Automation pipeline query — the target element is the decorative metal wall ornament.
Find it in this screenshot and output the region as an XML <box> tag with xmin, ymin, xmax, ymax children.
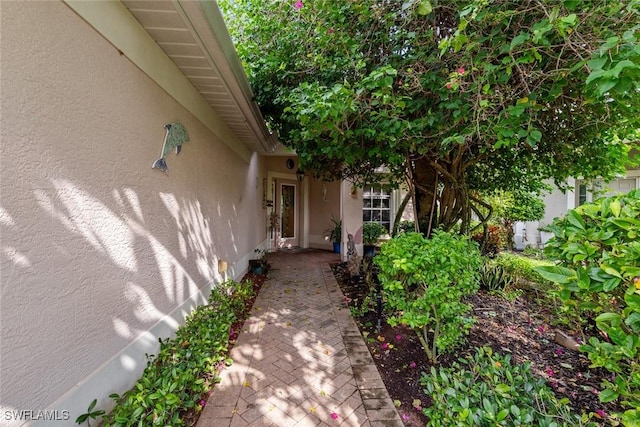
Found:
<box><xmin>152</xmin><ymin>122</ymin><xmax>190</xmax><ymax>173</ymax></box>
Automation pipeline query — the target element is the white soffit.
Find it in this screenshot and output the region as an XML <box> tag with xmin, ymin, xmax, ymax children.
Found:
<box><xmin>122</xmin><ymin>0</ymin><xmax>277</xmax><ymax>153</ymax></box>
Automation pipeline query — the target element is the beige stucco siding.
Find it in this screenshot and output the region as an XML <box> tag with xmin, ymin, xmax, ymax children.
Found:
<box><xmin>307</xmin><ymin>178</ymin><xmax>341</xmax><ymax>250</ymax></box>
<box><xmin>0</xmin><ymin>1</ymin><xmax>265</xmax><ymax>423</ymax></box>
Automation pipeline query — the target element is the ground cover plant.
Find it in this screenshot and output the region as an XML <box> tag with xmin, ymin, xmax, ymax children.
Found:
<box><xmin>422</xmin><ymin>347</ymin><xmax>589</xmax><ymax>426</ymax></box>
<box><xmin>76</xmin><ymin>271</ymin><xmax>266</xmax><ymax>427</ymax></box>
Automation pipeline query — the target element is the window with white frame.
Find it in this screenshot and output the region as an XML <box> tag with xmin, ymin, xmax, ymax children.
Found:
<box><xmin>363</xmin><ymin>186</ymin><xmax>391</xmax><ymax>232</ymax></box>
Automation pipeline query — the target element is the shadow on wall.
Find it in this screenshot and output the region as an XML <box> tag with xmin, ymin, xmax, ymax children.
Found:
<box><xmin>0</xmin><ymin>177</ymin><xmax>242</xmax><ymax>417</ymax></box>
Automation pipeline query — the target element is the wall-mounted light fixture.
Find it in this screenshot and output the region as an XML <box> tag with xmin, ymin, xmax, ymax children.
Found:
<box><xmin>296</xmin><ymin>169</ymin><xmax>305</xmax><ymax>181</ymax></box>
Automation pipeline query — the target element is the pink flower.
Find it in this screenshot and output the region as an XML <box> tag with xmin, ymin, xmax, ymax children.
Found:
<box><xmin>328</xmin><ymin>27</ymin><xmax>335</xmax><ymax>34</ymax></box>
<box><xmin>401</xmin><ymin>413</ymin><xmax>410</xmax><ymax>421</ymax></box>
<box><xmin>330</xmin><ymin>412</ymin><xmax>339</xmax><ymax>419</ymax></box>
<box><xmin>536</xmin><ymin>324</ymin><xmax>546</xmax><ymax>334</ymax></box>
<box><xmin>395</xmin><ymin>334</ymin><xmax>402</xmax><ymax>342</ymax></box>
<box><xmin>457</xmin><ymin>67</ymin><xmax>465</xmax><ymax>74</ymax></box>
<box><xmin>200</xmin><ymin>399</ymin><xmax>207</xmax><ymax>407</ymax></box>
<box><xmin>595</xmin><ymin>409</ymin><xmax>608</xmax><ymax>418</ymax></box>
<box><xmin>555</xmin><ymin>347</ymin><xmax>564</xmax><ymax>356</ymax></box>
<box><xmin>381</xmin><ymin>342</ymin><xmax>389</xmax><ymax>350</ymax></box>
<box><xmin>545</xmin><ymin>367</ymin><xmax>555</xmax><ymax>377</ymax></box>
<box><xmin>446</xmin><ymin>82</ymin><xmax>452</xmax><ymax>90</ymax></box>
<box><xmin>294</xmin><ymin>1</ymin><xmax>303</xmax><ymax>9</ymax></box>
<box><xmin>409</xmin><ymin>361</ymin><xmax>417</xmax><ymax>368</ymax></box>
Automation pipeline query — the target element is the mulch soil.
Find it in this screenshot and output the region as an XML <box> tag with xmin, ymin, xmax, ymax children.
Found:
<box><xmin>331</xmin><ymin>261</ymin><xmax>621</xmax><ymax>426</ymax></box>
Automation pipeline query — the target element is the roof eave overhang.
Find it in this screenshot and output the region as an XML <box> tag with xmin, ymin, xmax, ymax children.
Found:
<box><xmin>176</xmin><ymin>1</ymin><xmax>278</xmax><ymax>153</ymax></box>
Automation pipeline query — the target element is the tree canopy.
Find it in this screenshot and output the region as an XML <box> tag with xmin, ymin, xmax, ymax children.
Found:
<box><xmin>220</xmin><ymin>0</ymin><xmax>640</xmax><ymax>234</ymax></box>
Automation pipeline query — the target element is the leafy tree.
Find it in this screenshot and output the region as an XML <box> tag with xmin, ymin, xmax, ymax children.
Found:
<box><xmin>220</xmin><ymin>0</ymin><xmax>640</xmax><ymax>236</ymax></box>
<box><xmin>486</xmin><ymin>190</ymin><xmax>546</xmax><ymax>249</ymax></box>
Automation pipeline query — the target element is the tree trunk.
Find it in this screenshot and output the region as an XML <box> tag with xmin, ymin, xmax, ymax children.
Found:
<box><xmin>391</xmin><ymin>191</ymin><xmax>413</xmax><ymax>237</ymax></box>
<box><xmin>412</xmin><ymin>157</ymin><xmax>439</xmax><ymax>237</ymax></box>
<box><xmin>411</xmin><ymin>154</ymin><xmax>473</xmax><ymax>236</ymax></box>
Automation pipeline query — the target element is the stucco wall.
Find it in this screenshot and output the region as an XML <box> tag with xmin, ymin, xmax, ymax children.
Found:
<box><xmin>0</xmin><ymin>2</ymin><xmax>265</xmax><ymax>424</ymax></box>
<box><xmin>307</xmin><ymin>178</ymin><xmax>340</xmax><ymax>250</ymax></box>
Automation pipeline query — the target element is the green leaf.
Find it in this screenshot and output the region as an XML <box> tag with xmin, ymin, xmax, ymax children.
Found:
<box><xmin>600</xmin><ymin>264</ymin><xmax>622</xmax><ymax>279</ymax></box>
<box><xmin>560</xmin><ymin>13</ymin><xmax>577</xmax><ymax>26</ymax></box>
<box><xmin>587</xmin><ymin>56</ymin><xmax>608</xmax><ymax>71</ymax></box>
<box><xmin>482</xmin><ymin>397</ymin><xmax>495</xmax><ymax>416</ymax></box>
<box><xmin>566</xmin><ymin>210</ymin><xmax>585</xmax><ymax>230</ymax></box>
<box><xmin>564</xmin><ymin>0</ymin><xmax>580</xmax><ymax>10</ymax></box>
<box><xmin>595</xmin><ymin>312</ymin><xmax>621</xmax><ymax>323</ymax></box>
<box><xmin>625</xmin><ymin>293</ymin><xmax>640</xmax><ymax>312</ymax></box>
<box><xmin>510</xmin><ymin>32</ymin><xmax>530</xmax><ymax>51</ymax></box>
<box><xmin>599</xmin><ymin>388</ymin><xmax>619</xmax><ymax>403</ymax></box>
<box><xmin>495</xmin><ymin>383</ymin><xmax>510</xmax><ymax>395</ymax></box>
<box><xmin>460</xmin><ymin>407</ymin><xmax>470</xmax><ymax>419</ymax></box>
<box><xmin>611</xmin><ymin>59</ymin><xmax>639</xmax><ymax>77</ymax></box>
<box><xmin>625</xmin><ymin>312</ymin><xmax>640</xmax><ymax>333</ymax></box>
<box><xmin>533</xmin><ymin>265</ymin><xmax>576</xmax><ymax>284</ymax></box>
<box><xmin>610</xmin><ymin>199</ymin><xmax>621</xmax><ymax>217</ymax></box>
<box><xmin>417</xmin><ymin>0</ymin><xmax>432</xmax><ymax>15</ymax></box>
<box><xmin>598</xmin><ymin>79</ymin><xmax>618</xmax><ymax>96</ymax></box>
<box><xmin>602</xmin><ymin>277</ymin><xmax>621</xmax><ymax>292</ymax></box>
<box><xmin>529</xmin><ymin>130</ymin><xmax>542</xmax><ymax>143</ymax></box>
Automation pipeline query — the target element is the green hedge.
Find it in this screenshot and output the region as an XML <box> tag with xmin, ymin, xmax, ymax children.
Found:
<box><xmin>87</xmin><ymin>279</ymin><xmax>255</xmax><ymax>427</ymax></box>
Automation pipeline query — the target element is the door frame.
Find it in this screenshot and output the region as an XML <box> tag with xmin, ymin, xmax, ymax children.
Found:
<box><xmin>277</xmin><ymin>180</ymin><xmax>299</xmax><ymax>247</ymax></box>
<box><xmin>267</xmin><ymin>171</ymin><xmax>308</xmax><ymax>249</ymax></box>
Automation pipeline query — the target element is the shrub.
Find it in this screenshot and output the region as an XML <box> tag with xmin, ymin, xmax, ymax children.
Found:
<box><xmin>535</xmin><ymin>189</ymin><xmax>640</xmax><ymax>422</ymax></box>
<box><xmin>522</xmin><ymin>245</ymin><xmax>545</xmax><ymax>259</ymax></box>
<box><xmin>471</xmin><ymin>224</ymin><xmax>507</xmax><ymax>257</ymax></box>
<box><xmin>363</xmin><ymin>221</ymin><xmax>386</xmax><ymax>246</ymax></box>
<box><xmin>395</xmin><ymin>220</ymin><xmax>416</xmax><ymax>235</ymax></box>
<box><xmin>479</xmin><ymin>263</ymin><xmax>513</xmax><ymax>292</ymax></box>
<box><xmin>491</xmin><ymin>252</ymin><xmax>554</xmax><ymax>286</ymax></box>
<box><xmin>375</xmin><ymin>231</ymin><xmax>482</xmax><ymax>362</ymax></box>
<box><xmin>420</xmin><ymin>347</ymin><xmax>591</xmax><ymax>426</ymax></box>
<box><xmin>99</xmin><ymin>279</ymin><xmax>252</xmax><ymax>427</ymax></box>
<box><xmin>485</xmin><ymin>190</ymin><xmax>545</xmax><ymax>250</ymax></box>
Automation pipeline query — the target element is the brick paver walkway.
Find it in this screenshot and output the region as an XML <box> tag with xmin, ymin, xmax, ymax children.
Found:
<box><xmin>197</xmin><ymin>250</ymin><xmax>403</xmax><ymax>427</ymax></box>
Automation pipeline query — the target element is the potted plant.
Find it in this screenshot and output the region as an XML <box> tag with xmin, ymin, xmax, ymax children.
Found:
<box><xmin>326</xmin><ymin>217</ymin><xmax>342</xmax><ymax>253</ymax></box>
<box><xmin>249</xmin><ymin>248</ymin><xmax>269</xmax><ymax>274</ymax></box>
<box><xmin>363</xmin><ymin>222</ymin><xmax>386</xmax><ymax>256</ymax></box>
